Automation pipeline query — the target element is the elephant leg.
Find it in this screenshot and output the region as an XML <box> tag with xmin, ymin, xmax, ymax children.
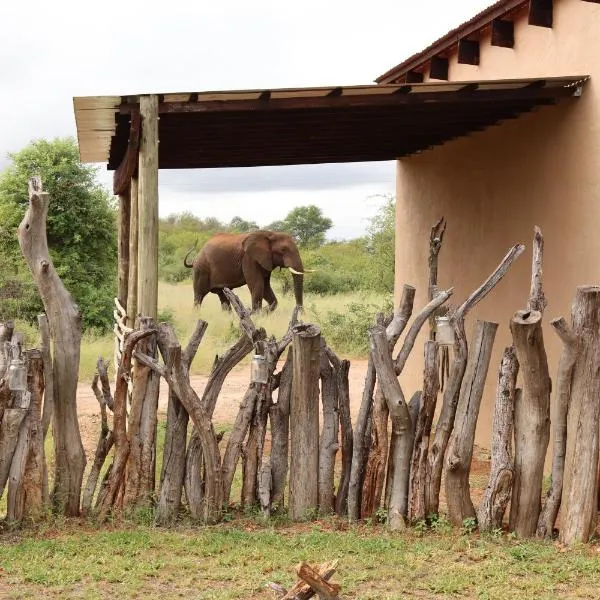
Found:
<box><xmin>263</xmin><ymin>277</ymin><xmax>278</xmax><ymax>312</ymax></box>
<box><xmin>249</xmin><ymin>279</ymin><xmax>265</xmax><ymax>313</ymax></box>
<box><xmin>215</xmin><ymin>289</ymin><xmax>232</xmax><ymax>312</ymax></box>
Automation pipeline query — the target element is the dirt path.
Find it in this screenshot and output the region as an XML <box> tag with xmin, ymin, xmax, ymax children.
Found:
<box><xmin>76</xmin><ymin>359</ymin><xmax>370</xmax><ymax>427</ymax></box>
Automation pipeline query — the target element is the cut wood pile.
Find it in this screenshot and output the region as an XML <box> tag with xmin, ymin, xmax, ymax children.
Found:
<box><xmin>267</xmin><ymin>560</ymin><xmax>341</xmax><ymax>600</ymax></box>
<box><xmin>1</xmin><ymin>178</ymin><xmax>600</xmax><ymax>546</ymax></box>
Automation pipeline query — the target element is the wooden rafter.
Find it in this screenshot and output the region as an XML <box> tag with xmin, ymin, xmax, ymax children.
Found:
<box><xmin>113</xmin><ymin>110</ymin><xmax>141</xmax><ymax>196</ymax></box>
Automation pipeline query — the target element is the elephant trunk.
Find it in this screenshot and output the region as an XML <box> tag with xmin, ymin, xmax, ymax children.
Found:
<box><xmin>285</xmin><ymin>255</ymin><xmax>305</xmax><ymax>308</ymax></box>
<box><xmin>292</xmin><ymin>272</ymin><xmax>304</xmax><ymax>309</ymax></box>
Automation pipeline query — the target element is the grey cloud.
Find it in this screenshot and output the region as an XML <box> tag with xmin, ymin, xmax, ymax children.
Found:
<box><xmin>158</xmin><ymin>162</ymin><xmax>395</xmax><ymax>195</ymax></box>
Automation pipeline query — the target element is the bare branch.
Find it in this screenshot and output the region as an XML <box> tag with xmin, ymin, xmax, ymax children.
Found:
<box><xmin>528</xmin><ymin>226</ymin><xmax>547</xmax><ymax>315</ymax></box>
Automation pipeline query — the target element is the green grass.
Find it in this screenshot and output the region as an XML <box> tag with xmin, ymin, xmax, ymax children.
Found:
<box><xmin>1</xmin><ymin>521</ymin><xmax>599</xmax><ymax>599</ymax></box>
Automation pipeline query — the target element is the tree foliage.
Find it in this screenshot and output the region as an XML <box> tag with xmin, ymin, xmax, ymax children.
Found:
<box><xmin>365</xmin><ymin>194</ymin><xmax>395</xmax><ymax>293</ymax></box>
<box><xmin>268</xmin><ymin>205</ymin><xmax>333</xmax><ymax>248</ymax></box>
<box><xmin>0</xmin><ymin>137</ymin><xmax>117</xmax><ymax>331</ymax></box>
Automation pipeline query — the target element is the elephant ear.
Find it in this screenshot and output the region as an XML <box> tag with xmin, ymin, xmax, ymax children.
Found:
<box><xmin>242</xmin><ymin>232</ymin><xmax>273</xmax><ymax>272</ymax></box>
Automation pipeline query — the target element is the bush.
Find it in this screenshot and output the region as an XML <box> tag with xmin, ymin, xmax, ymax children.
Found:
<box><xmin>316</xmin><ymin>296</ymin><xmax>394</xmax><ymax>355</ymax></box>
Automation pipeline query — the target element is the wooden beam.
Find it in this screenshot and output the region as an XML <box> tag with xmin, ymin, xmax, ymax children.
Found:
<box><xmin>429</xmin><ymin>57</ymin><xmax>449</xmax><ymax>81</ymax></box>
<box><xmin>406</xmin><ymin>70</ymin><xmax>424</xmax><ymax>84</ymax></box>
<box><xmin>127</xmin><ymin>177</ymin><xmax>139</xmax><ymax>325</ymax></box>
<box><xmin>327</xmin><ymin>87</ymin><xmax>343</xmax><ymax>97</ymax></box>
<box><xmin>117</xmin><ymin>188</ymin><xmax>130</xmax><ymax>311</ymax></box>
<box><xmin>113</xmin><ymin>111</ymin><xmax>140</xmax><ymax>195</ymax></box>
<box><xmin>137</xmin><ymin>95</ymin><xmax>159</xmax><ymax>320</ymax></box>
<box><xmin>529</xmin><ymin>0</ymin><xmax>553</xmax><ymax>27</ymax></box>
<box><xmin>258</xmin><ymin>90</ymin><xmax>271</xmax><ymax>101</ymax></box>
<box><xmin>491</xmin><ymin>19</ymin><xmax>515</xmax><ymax>47</ymax></box>
<box><xmin>458</xmin><ymin>39</ymin><xmax>480</xmax><ymax>65</ymax></box>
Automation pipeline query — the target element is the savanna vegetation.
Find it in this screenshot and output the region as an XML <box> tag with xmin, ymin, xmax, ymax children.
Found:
<box><xmin>4</xmin><ymin>139</ymin><xmax>598</xmax><ymax>600</ymax></box>
<box><xmin>1</xmin><ymin>138</ymin><xmax>395</xmax><ymax>378</ymax></box>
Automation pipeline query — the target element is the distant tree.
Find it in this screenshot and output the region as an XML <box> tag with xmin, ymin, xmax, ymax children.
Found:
<box><xmin>229</xmin><ymin>216</ymin><xmax>259</xmax><ymax>232</ymax></box>
<box><xmin>272</xmin><ymin>205</ymin><xmax>333</xmax><ymax>247</ymax></box>
<box><xmin>0</xmin><ymin>137</ymin><xmax>117</xmax><ymax>331</ymax></box>
<box><xmin>265</xmin><ymin>219</ymin><xmax>288</xmax><ymax>233</ymax></box>
<box><xmin>366</xmin><ymin>194</ymin><xmax>395</xmax><ymax>293</ymax></box>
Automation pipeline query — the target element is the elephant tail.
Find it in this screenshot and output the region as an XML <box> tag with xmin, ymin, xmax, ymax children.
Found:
<box><xmin>183</xmin><ymin>239</ymin><xmax>198</xmax><ymax>268</ymax></box>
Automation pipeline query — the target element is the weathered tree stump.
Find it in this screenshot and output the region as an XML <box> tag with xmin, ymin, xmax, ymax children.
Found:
<box><xmin>426</xmin><ymin>244</ymin><xmax>524</xmax><ymax>517</ymax></box>
<box><xmin>509</xmin><ymin>309</ymin><xmax>551</xmax><ymax>538</ymax></box>
<box><xmin>82</xmin><ymin>360</ymin><xmax>115</xmax><ymax>516</ymax></box>
<box><xmin>155</xmin><ymin>320</ymin><xmax>207</xmax><ymax>525</ymax></box>
<box><xmin>478</xmin><ymin>346</ymin><xmax>519</xmax><ymax>533</ymax></box>
<box><xmin>537</xmin><ymin>318</ymin><xmax>578</xmax><ymax>539</ymax></box>
<box><xmin>269</xmin><ymin>348</ymin><xmax>293</xmax><ymax>509</ymax></box>
<box><xmin>445</xmin><ymin>320</ymin><xmax>498</xmax><ymax>525</ymax></box>
<box><xmin>408</xmin><ymin>341</ymin><xmax>439</xmax><ymax>522</ymax></box>
<box><xmin>18</xmin><ymin>177</ymin><xmax>86</xmax><ymax>516</ymax></box>
<box><xmin>559</xmin><ymin>286</ymin><xmax>600</xmax><ymax>545</ymax></box>
<box><xmin>318</xmin><ymin>342</ymin><xmax>339</xmax><ymax>514</ymax></box>
<box><xmin>289</xmin><ymin>324</ymin><xmax>321</xmax><ymax>520</ymax></box>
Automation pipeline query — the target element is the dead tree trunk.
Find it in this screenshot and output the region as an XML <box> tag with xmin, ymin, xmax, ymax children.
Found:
<box><xmin>221</xmin><ymin>384</ymin><xmax>260</xmax><ymax>507</ymax></box>
<box><xmin>348</xmin><ymin>356</ymin><xmax>376</xmax><ymax>521</ymax></box>
<box><xmin>18</xmin><ymin>177</ymin><xmax>86</xmax><ymax>516</ymax></box>
<box><xmin>478</xmin><ymin>346</ymin><xmax>519</xmax><ymax>532</ymax></box>
<box><xmin>96</xmin><ymin>328</ymin><xmax>154</xmax><ymax>520</ymax></box>
<box><xmin>6</xmin><ymin>390</ymin><xmax>31</xmax><ymax>524</ymax></box>
<box><xmin>426</xmin><ymin>244</ymin><xmax>525</xmax><ymax>517</ymax></box>
<box><xmin>334</xmin><ymin>358</ymin><xmax>352</xmax><ymax>516</ymax></box>
<box><xmin>537</xmin><ymin>318</ymin><xmax>578</xmax><ymax>538</ymax></box>
<box><xmin>156</xmin><ymin>320</ymin><xmax>207</xmax><ymax>525</ymax></box>
<box><xmin>123</xmin><ymin>317</ymin><xmax>157</xmax><ymax>510</ymax></box>
<box><xmin>370</xmin><ymin>325</ymin><xmax>412</xmax><ymax>531</ymax></box>
<box><xmin>361</xmin><ymin>386</ymin><xmax>388</xmax><ymax>519</ymax></box>
<box><xmin>509</xmin><ymin>309</ymin><xmax>551</xmax><ymax>537</ymax></box>
<box><xmin>0</xmin><ymin>409</ymin><xmax>27</xmax><ymax>498</ymax></box>
<box><xmin>82</xmin><ymin>362</ymin><xmax>115</xmax><ymax>516</ymax></box>
<box><xmin>269</xmin><ymin>348</ymin><xmax>293</xmax><ymax>509</ymax></box>
<box><xmin>445</xmin><ymin>320</ymin><xmax>498</xmax><ymax>525</ymax></box>
<box><xmin>319</xmin><ymin>343</ymin><xmax>339</xmax><ymax>514</ymax></box>
<box><xmin>408</xmin><ymin>341</ymin><xmax>439</xmax><ymax>522</ymax></box>
<box><xmin>559</xmin><ymin>286</ymin><xmax>600</xmax><ymax>545</ymax></box>
<box><xmin>139</xmin><ymin>327</ymin><xmax>223</xmax><ymax>524</ymax></box>
<box><xmin>187</xmin><ymin>326</ymin><xmax>255</xmax><ymax>515</ymax></box>
<box><xmin>22</xmin><ymin>350</ymin><xmax>45</xmax><ymax>520</ymax></box>
<box><xmin>289</xmin><ymin>324</ymin><xmax>321</xmax><ymax>520</ymax></box>
<box><xmin>348</xmin><ymin>285</ymin><xmax>415</xmax><ymax>521</ymax></box>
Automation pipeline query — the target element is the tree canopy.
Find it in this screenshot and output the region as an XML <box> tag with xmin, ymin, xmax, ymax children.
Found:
<box><xmin>0</xmin><ymin>137</ymin><xmax>117</xmax><ymax>331</ymax></box>
<box><xmin>268</xmin><ymin>204</ymin><xmax>333</xmax><ymax>247</ymax></box>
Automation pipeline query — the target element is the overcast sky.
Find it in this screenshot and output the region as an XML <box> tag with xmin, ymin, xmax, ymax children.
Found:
<box><xmin>1</xmin><ymin>0</ymin><xmax>492</xmax><ymax>239</ymax></box>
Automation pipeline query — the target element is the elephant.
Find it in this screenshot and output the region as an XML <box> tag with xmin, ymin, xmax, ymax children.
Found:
<box><xmin>183</xmin><ymin>230</ymin><xmax>309</xmax><ymax>313</ymax></box>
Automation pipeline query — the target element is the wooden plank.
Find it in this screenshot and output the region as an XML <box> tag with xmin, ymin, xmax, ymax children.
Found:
<box><xmin>127</xmin><ymin>177</ymin><xmax>139</xmax><ymax>325</ymax></box>
<box><xmin>117</xmin><ymin>188</ymin><xmax>130</xmax><ymax>311</ymax></box>
<box><xmin>137</xmin><ymin>96</ymin><xmax>159</xmax><ymax>320</ymax></box>
<box><xmin>113</xmin><ymin>110</ymin><xmax>141</xmax><ymax>195</ymax></box>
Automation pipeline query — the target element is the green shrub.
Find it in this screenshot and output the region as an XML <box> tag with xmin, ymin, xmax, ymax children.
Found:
<box><xmin>316</xmin><ymin>296</ymin><xmax>394</xmax><ymax>355</ymax></box>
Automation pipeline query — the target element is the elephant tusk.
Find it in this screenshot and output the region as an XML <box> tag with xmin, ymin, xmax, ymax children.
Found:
<box><xmin>288</xmin><ymin>267</ymin><xmax>305</xmax><ymax>276</ymax></box>
<box><xmin>303</xmin><ymin>268</ymin><xmax>316</xmax><ymax>273</ymax></box>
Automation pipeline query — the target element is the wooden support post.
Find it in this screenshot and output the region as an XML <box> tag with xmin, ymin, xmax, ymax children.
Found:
<box><xmin>127</xmin><ymin>177</ymin><xmax>139</xmax><ymax>325</ymax></box>
<box><xmin>138</xmin><ymin>95</ymin><xmax>159</xmax><ymax>320</ymax></box>
<box><xmin>117</xmin><ymin>187</ymin><xmax>130</xmax><ymax>311</ymax></box>
<box><xmin>289</xmin><ymin>324</ymin><xmax>321</xmax><ymax>520</ymax></box>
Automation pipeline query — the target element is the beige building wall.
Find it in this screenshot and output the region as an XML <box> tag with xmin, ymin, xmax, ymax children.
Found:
<box><xmin>395</xmin><ymin>0</ymin><xmax>600</xmax><ymax>467</ymax></box>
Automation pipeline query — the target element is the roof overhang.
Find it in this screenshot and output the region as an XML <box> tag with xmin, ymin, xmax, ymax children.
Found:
<box><xmin>73</xmin><ymin>75</ymin><xmax>588</xmax><ymax>170</ymax></box>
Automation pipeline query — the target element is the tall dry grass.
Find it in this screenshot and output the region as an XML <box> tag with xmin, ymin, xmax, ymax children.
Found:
<box><xmin>15</xmin><ymin>281</ymin><xmax>388</xmax><ymax>382</ymax></box>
